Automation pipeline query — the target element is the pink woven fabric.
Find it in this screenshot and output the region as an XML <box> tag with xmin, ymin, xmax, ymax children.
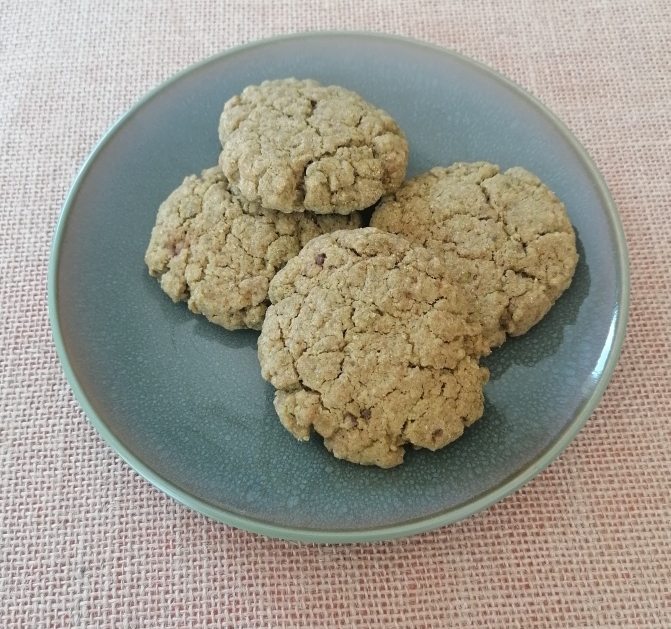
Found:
<box><xmin>2</xmin><ymin>1</ymin><xmax>670</xmax><ymax>626</ymax></box>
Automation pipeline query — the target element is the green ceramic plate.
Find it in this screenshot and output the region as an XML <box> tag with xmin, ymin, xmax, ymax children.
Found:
<box><xmin>48</xmin><ymin>32</ymin><xmax>629</xmax><ymax>543</ymax></box>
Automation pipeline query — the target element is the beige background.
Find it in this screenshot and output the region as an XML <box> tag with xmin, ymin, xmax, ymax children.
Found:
<box><xmin>2</xmin><ymin>1</ymin><xmax>670</xmax><ymax>627</ymax></box>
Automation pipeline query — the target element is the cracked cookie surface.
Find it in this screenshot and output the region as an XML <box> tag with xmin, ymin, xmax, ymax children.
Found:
<box><xmin>257</xmin><ymin>228</ymin><xmax>489</xmax><ymax>468</ymax></box>
<box><xmin>145</xmin><ymin>166</ymin><xmax>361</xmax><ymax>330</ymax></box>
<box><xmin>371</xmin><ymin>162</ymin><xmax>579</xmax><ymax>350</ymax></box>
<box><xmin>218</xmin><ymin>78</ymin><xmax>409</xmax><ymax>215</ymax></box>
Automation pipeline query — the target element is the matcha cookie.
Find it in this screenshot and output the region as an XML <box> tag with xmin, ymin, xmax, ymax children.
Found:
<box><xmin>258</xmin><ymin>228</ymin><xmax>489</xmax><ymax>468</ymax></box>
<box><xmin>145</xmin><ymin>166</ymin><xmax>361</xmax><ymax>330</ymax></box>
<box><xmin>371</xmin><ymin>162</ymin><xmax>578</xmax><ymax>350</ymax></box>
<box><xmin>218</xmin><ymin>79</ymin><xmax>409</xmax><ymax>214</ymax></box>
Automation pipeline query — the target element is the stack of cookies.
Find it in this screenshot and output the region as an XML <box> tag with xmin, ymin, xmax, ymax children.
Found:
<box><xmin>146</xmin><ymin>78</ymin><xmax>578</xmax><ymax>468</ymax></box>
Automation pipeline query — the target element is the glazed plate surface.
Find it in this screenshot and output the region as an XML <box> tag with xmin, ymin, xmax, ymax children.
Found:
<box><xmin>49</xmin><ymin>32</ymin><xmax>629</xmax><ymax>542</ymax></box>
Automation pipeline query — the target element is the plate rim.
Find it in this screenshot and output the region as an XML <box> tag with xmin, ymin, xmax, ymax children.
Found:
<box><xmin>48</xmin><ymin>30</ymin><xmax>630</xmax><ymax>543</ymax></box>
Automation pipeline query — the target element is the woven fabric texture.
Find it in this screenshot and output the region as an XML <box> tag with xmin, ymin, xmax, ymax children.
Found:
<box><xmin>2</xmin><ymin>1</ymin><xmax>670</xmax><ymax>627</ymax></box>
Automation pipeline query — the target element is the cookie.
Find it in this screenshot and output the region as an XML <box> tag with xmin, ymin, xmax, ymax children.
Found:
<box><xmin>144</xmin><ymin>166</ymin><xmax>361</xmax><ymax>330</ymax></box>
<box><xmin>371</xmin><ymin>162</ymin><xmax>578</xmax><ymax>350</ymax></box>
<box><xmin>218</xmin><ymin>78</ymin><xmax>409</xmax><ymax>215</ymax></box>
<box><xmin>257</xmin><ymin>228</ymin><xmax>490</xmax><ymax>468</ymax></box>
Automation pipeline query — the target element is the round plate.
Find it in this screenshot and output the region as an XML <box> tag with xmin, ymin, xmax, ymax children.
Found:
<box><xmin>48</xmin><ymin>32</ymin><xmax>629</xmax><ymax>543</ymax></box>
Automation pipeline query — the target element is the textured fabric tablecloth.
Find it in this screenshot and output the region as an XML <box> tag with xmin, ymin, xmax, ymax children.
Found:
<box><xmin>2</xmin><ymin>1</ymin><xmax>670</xmax><ymax>627</ymax></box>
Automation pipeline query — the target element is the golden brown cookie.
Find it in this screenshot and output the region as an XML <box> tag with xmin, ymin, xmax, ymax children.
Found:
<box><xmin>218</xmin><ymin>79</ymin><xmax>409</xmax><ymax>214</ymax></box>
<box><xmin>257</xmin><ymin>228</ymin><xmax>489</xmax><ymax>468</ymax></box>
<box><xmin>145</xmin><ymin>166</ymin><xmax>361</xmax><ymax>330</ymax></box>
<box><xmin>371</xmin><ymin>162</ymin><xmax>579</xmax><ymax>350</ymax></box>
